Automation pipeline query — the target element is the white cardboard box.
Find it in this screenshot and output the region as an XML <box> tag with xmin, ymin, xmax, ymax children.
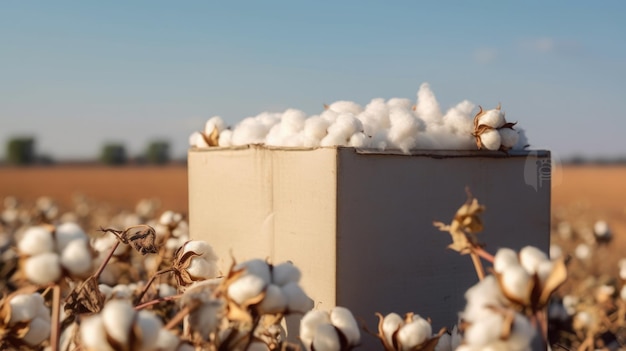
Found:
<box><xmin>188</xmin><ymin>146</ymin><xmax>551</xmax><ymax>339</ymax></box>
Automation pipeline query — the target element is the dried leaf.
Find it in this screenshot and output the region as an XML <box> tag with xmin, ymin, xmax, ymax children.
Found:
<box><xmin>433</xmin><ymin>189</ymin><xmax>485</xmax><ymax>254</ymax></box>
<box><xmin>207</xmin><ymin>127</ymin><xmax>220</xmax><ymax>147</ymax></box>
<box><xmin>100</xmin><ymin>225</ymin><xmax>158</xmax><ymax>255</ymax></box>
<box><xmin>64</xmin><ymin>275</ymin><xmax>105</xmax><ymax>316</ymax></box>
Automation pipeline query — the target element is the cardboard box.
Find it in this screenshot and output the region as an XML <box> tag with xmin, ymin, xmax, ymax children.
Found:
<box><xmin>188</xmin><ymin>146</ymin><xmax>550</xmax><ymax>341</ymax></box>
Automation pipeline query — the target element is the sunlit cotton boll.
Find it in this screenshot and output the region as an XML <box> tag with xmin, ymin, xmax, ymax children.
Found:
<box><xmin>397</xmin><ymin>315</ymin><xmax>432</xmax><ymax>350</ymax></box>
<box><xmin>271</xmin><ymin>261</ymin><xmax>302</xmax><ymax>286</ymax></box>
<box><xmin>61</xmin><ymin>239</ymin><xmax>93</xmax><ymax>276</ymax></box>
<box><xmin>55</xmin><ymin>221</ymin><xmax>88</xmax><ymax>252</ymax></box>
<box><xmin>501</xmin><ymin>265</ymin><xmax>532</xmax><ymax>303</ymax></box>
<box><xmin>329</xmin><ymin>306</ymin><xmax>360</xmax><ymax>346</ymax></box>
<box><xmin>499</xmin><ymin>128</ymin><xmax>519</xmax><ymax>150</ymax></box>
<box><xmin>189</xmin><ymin>131</ymin><xmax>209</xmax><ymax>148</ymax></box>
<box><xmin>135</xmin><ymin>310</ymin><xmax>163</xmax><ymax>350</ymax></box>
<box><xmin>231</xmin><ymin>118</ymin><xmax>270</xmax><ymax>146</ymax></box>
<box><xmin>478</xmin><ymin>109</ymin><xmax>506</xmax><ymax>129</ymax></box>
<box><xmin>80</xmin><ymin>315</ymin><xmax>114</xmax><ymax>351</ymax></box>
<box><xmin>23</xmin><ymin>316</ymin><xmax>52</xmax><ymax>346</ymax></box>
<box><xmin>303</xmin><ymin>116</ymin><xmax>330</xmax><ymax>146</ymax></box>
<box><xmin>282</xmin><ymin>281</ymin><xmax>314</xmax><ymax>313</ymax></box>
<box><xmin>24</xmin><ymin>252</ymin><xmax>61</xmax><ymax>285</ymax></box>
<box><xmin>479</xmin><ymin>129</ymin><xmax>501</xmax><ymax>151</ymax></box>
<box><xmin>18</xmin><ymin>226</ymin><xmax>54</xmax><ymax>256</ymax></box>
<box><xmin>575</xmin><ymin>243</ymin><xmax>592</xmax><ymax>261</ymax></box>
<box><xmin>228</xmin><ymin>274</ymin><xmax>268</xmax><ymax>305</ymax></box>
<box><xmin>204</xmin><ymin>116</ymin><xmax>226</xmax><ymax>135</ymax></box>
<box><xmin>462</xmin><ymin>276</ymin><xmax>506</xmax><ymax>322</ymax></box>
<box><xmin>493</xmin><ymin>248</ymin><xmax>520</xmax><ymax>273</ymax></box>
<box><xmin>382</xmin><ymin>313</ymin><xmax>403</xmax><ymax>346</ymax></box>
<box><xmin>300</xmin><ymin>310</ymin><xmax>332</xmax><ymax>349</ymax></box>
<box><xmin>349</xmin><ymin>132</ymin><xmax>369</xmax><ymax>147</ymax></box>
<box><xmin>218</xmin><ymin>129</ymin><xmax>233</xmax><ymax>147</ymax></box>
<box><xmin>181</xmin><ymin>240</ymin><xmax>219</xmax><ymax>280</ymax></box>
<box><xmin>9</xmin><ymin>293</ymin><xmax>43</xmax><ymax>324</ymax></box>
<box><xmin>518</xmin><ymin>246</ymin><xmax>548</xmax><ymax>275</ymax></box>
<box><xmin>257</xmin><ymin>284</ymin><xmax>288</xmax><ymax>314</ymax></box>
<box><xmin>102</xmin><ymin>299</ymin><xmax>136</xmax><ymax>346</ymax></box>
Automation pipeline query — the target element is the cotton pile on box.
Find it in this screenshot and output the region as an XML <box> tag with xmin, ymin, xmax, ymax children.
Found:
<box><xmin>189</xmin><ymin>83</ymin><xmax>528</xmax><ymax>153</ymax></box>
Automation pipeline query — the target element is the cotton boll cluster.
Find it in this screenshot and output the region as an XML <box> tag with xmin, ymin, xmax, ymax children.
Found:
<box><xmin>376</xmin><ymin>312</ymin><xmax>440</xmax><ymax>351</ymax></box>
<box><xmin>173</xmin><ymin>240</ymin><xmax>219</xmax><ymax>286</ymax></box>
<box><xmin>17</xmin><ymin>223</ymin><xmax>94</xmax><ymax>284</ymax></box>
<box><xmin>473</xmin><ymin>105</ymin><xmax>521</xmax><ymax>151</ymax></box>
<box><xmin>226</xmin><ymin>259</ymin><xmax>313</xmax><ymax>315</ymax></box>
<box><xmin>300</xmin><ymin>307</ymin><xmax>360</xmax><ymax>351</ymax></box>
<box><xmin>189</xmin><ymin>84</ymin><xmax>528</xmax><ymax>153</ymax></box>
<box><xmin>79</xmin><ymin>299</ymin><xmax>177</xmax><ymax>351</ymax></box>
<box><xmin>0</xmin><ymin>292</ymin><xmax>51</xmax><ymax>347</ymax></box>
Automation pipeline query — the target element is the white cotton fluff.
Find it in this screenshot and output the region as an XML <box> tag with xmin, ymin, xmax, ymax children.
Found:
<box><xmin>311</xmin><ymin>323</ymin><xmax>341</xmax><ymax>351</ymax></box>
<box><xmin>462</xmin><ymin>276</ymin><xmax>505</xmax><ymax>322</ymax></box>
<box><xmin>370</xmin><ymin>130</ymin><xmax>391</xmax><ymax>150</ymax></box>
<box><xmin>349</xmin><ymin>132</ymin><xmax>369</xmax><ymax>147</ymax></box>
<box><xmin>518</xmin><ymin>246</ymin><xmax>548</xmax><ymax>274</ymax></box>
<box><xmin>513</xmin><ymin>127</ymin><xmax>529</xmax><ymax>149</ymax></box>
<box><xmin>575</xmin><ymin>243</ymin><xmax>591</xmax><ymax>260</ymax></box>
<box><xmin>320</xmin><ymin>131</ymin><xmax>350</xmax><ymax>147</ymax></box>
<box><xmin>320</xmin><ymin>109</ymin><xmax>339</xmax><ymax>124</ymax></box>
<box><xmin>327</xmin><ymin>114</ymin><xmax>363</xmax><ymax>140</ymax></box>
<box><xmin>186</xmin><ymin>255</ymin><xmax>218</xmax><ymax>280</ymax></box>
<box><xmin>272</xmin><ymin>262</ymin><xmax>301</xmax><ymax>286</ymax></box>
<box><xmin>24</xmin><ymin>253</ymin><xmax>61</xmax><ymax>285</ymax></box>
<box><xmin>135</xmin><ymin>310</ymin><xmax>163</xmax><ymax>350</ymax></box>
<box><xmin>18</xmin><ymin>226</ymin><xmax>54</xmax><ymax>256</ymax></box>
<box><xmin>282</xmin><ymin>281</ymin><xmax>313</xmax><ymax>313</ymax></box>
<box><xmin>477</xmin><ymin>109</ymin><xmax>506</xmax><ymax>128</ymax></box>
<box><xmin>182</xmin><ymin>240</ymin><xmax>218</xmax><ymax>261</ymax></box>
<box><xmin>330</xmin><ymin>306</ymin><xmax>360</xmax><ymax>346</ymax></box>
<box><xmin>550</xmin><ymin>244</ymin><xmax>563</xmax><ymax>260</ymax></box>
<box><xmin>499</xmin><ymin>128</ymin><xmax>519</xmax><ymax>149</ymax></box>
<box><xmin>80</xmin><ymin>315</ymin><xmax>115</xmax><ymax>351</ymax></box>
<box><xmin>415</xmin><ymin>83</ymin><xmax>443</xmax><ymax>124</ymax></box>
<box><xmin>397</xmin><ymin>315</ymin><xmax>432</xmax><ymax>350</ymax></box>
<box><xmin>158</xmin><ymin>283</ymin><xmax>177</xmax><ymax>298</ymax></box>
<box><xmin>218</xmin><ymin>129</ymin><xmax>233</xmax><ymax>147</ymax></box>
<box><xmin>463</xmin><ymin>313</ymin><xmax>504</xmax><ymax>347</ymax></box>
<box><xmin>443</xmin><ymin>100</ymin><xmax>475</xmax><ymax>135</ymax></box>
<box><xmin>9</xmin><ymin>294</ymin><xmax>39</xmax><ymax>324</ymax></box>
<box><xmin>304</xmin><ymin>116</ymin><xmax>330</xmax><ymax>142</ymax></box>
<box><xmin>493</xmin><ymin>248</ymin><xmax>519</xmax><ymax>274</ymax></box>
<box><xmin>231</xmin><ymin>118</ymin><xmax>269</xmax><ymax>146</ymax></box>
<box><xmin>479</xmin><ymin>129</ymin><xmax>501</xmax><ymax>151</ymax></box>
<box><xmin>327</xmin><ymin>100</ymin><xmax>363</xmax><ymax>115</ymax></box>
<box><xmin>99</xmin><ymin>284</ymin><xmax>114</xmax><ymax>300</ymax></box>
<box><xmin>187</xmin><ymin>300</ymin><xmax>223</xmax><ymax>340</ymax></box>
<box><xmin>61</xmin><ymin>239</ymin><xmax>93</xmax><ymax>276</ymax></box>
<box><xmin>55</xmin><ymin>222</ymin><xmax>88</xmax><ymax>252</ymax></box>
<box><xmin>594</xmin><ymin>220</ymin><xmax>610</xmax><ymax>239</ymax></box>
<box><xmin>236</xmin><ymin>258</ymin><xmax>272</xmax><ymax>284</ymax></box>
<box><xmin>204</xmin><ymin>116</ymin><xmax>226</xmax><ymax>135</ymax></box>
<box><xmin>257</xmin><ymin>284</ymin><xmax>288</xmax><ymax>314</ymax></box>
<box><xmin>159</xmin><ymin>211</ymin><xmax>176</xmax><ymax>226</ymax></box>
<box><xmin>382</xmin><ymin>313</ymin><xmax>403</xmax><ymax>347</ymax></box>
<box><xmin>227</xmin><ymin>274</ymin><xmax>267</xmax><ymax>305</ymax></box>
<box><xmin>364</xmin><ymin>98</ymin><xmax>389</xmax><ymax>119</ymax></box>
<box><xmin>155</xmin><ymin>329</ymin><xmax>182</xmax><ymax>351</ymax></box>
<box><xmin>22</xmin><ymin>316</ymin><xmax>51</xmax><ymax>346</ymax></box>
<box><xmin>501</xmin><ymin>265</ymin><xmax>531</xmax><ymax>303</ymax></box>
<box><xmin>388</xmin><ymin>108</ymin><xmax>420</xmax><ymax>152</ymax></box>
<box><xmin>189</xmin><ymin>131</ymin><xmax>209</xmax><ymax>148</ymax></box>
<box><xmin>102</xmin><ymin>299</ymin><xmax>136</xmax><ymax>346</ymax></box>
<box><xmin>387</xmin><ymin>98</ymin><xmax>413</xmax><ymax>110</ymax></box>
<box><xmin>281</xmin><ymin>109</ymin><xmax>307</xmax><ymax>135</ymax></box>
<box><xmin>300</xmin><ymin>310</ymin><xmax>332</xmax><ymax>349</ymax></box>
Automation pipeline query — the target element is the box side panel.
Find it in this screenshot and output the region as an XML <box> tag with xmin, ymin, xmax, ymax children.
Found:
<box><xmin>271</xmin><ymin>149</ymin><xmax>338</xmax><ymax>309</ymax></box>
<box><xmin>188</xmin><ymin>148</ymin><xmax>275</xmax><ymax>271</ymax></box>
<box><xmin>335</xmin><ymin>149</ymin><xmax>550</xmax><ymax>335</ymax></box>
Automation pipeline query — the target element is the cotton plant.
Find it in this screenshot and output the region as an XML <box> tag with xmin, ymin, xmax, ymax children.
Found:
<box><xmin>373</xmin><ymin>312</ymin><xmax>444</xmax><ymax>351</ymax></box>
<box><xmin>300</xmin><ymin>307</ymin><xmax>361</xmax><ymax>351</ymax></box>
<box><xmin>0</xmin><ymin>289</ymin><xmax>51</xmax><ymax>349</ymax></box>
<box><xmin>189</xmin><ymin>83</ymin><xmax>529</xmax><ymax>153</ymax></box>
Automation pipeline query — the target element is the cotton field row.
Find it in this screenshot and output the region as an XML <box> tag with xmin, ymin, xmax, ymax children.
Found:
<box><xmin>189</xmin><ymin>83</ymin><xmax>528</xmax><ymax>153</ymax></box>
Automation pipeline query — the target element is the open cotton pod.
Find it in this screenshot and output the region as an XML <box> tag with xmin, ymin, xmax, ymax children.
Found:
<box><xmin>472</xmin><ymin>104</ymin><xmax>519</xmax><ymax>151</ymax></box>
<box><xmin>300</xmin><ymin>307</ymin><xmax>360</xmax><ymax>351</ymax></box>
<box><xmin>0</xmin><ymin>290</ymin><xmax>51</xmax><ymax>348</ymax></box>
<box><xmin>375</xmin><ymin>312</ymin><xmax>444</xmax><ymax>351</ymax></box>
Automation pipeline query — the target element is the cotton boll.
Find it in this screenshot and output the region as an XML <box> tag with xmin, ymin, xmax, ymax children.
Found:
<box><xmin>364</xmin><ymin>98</ymin><xmax>389</xmax><ymax>117</ymax></box>
<box><xmin>320</xmin><ymin>109</ymin><xmax>339</xmax><ymax>124</ymax></box>
<box><xmin>227</xmin><ymin>274</ymin><xmax>267</xmax><ymax>305</ymax></box>
<box><xmin>463</xmin><ymin>313</ymin><xmax>503</xmax><ymax>346</ymax></box>
<box><xmin>349</xmin><ymin>132</ymin><xmax>368</xmax><ymax>147</ymax></box>
<box><xmin>415</xmin><ymin>83</ymin><xmax>443</xmax><ymax>124</ymax></box>
<box><xmin>550</xmin><ymin>244</ymin><xmax>563</xmax><ymax>260</ymax></box>
<box><xmin>312</xmin><ymin>323</ymin><xmax>341</xmax><ymax>351</ymax></box>
<box><xmin>463</xmin><ymin>276</ymin><xmax>506</xmax><ymax>322</ymax></box>
<box><xmin>328</xmin><ymin>114</ymin><xmax>363</xmax><ymax>139</ymax></box>
<box><xmin>186</xmin><ymin>255</ymin><xmax>218</xmax><ymax>280</ymax></box>
<box><xmin>55</xmin><ymin>222</ymin><xmax>88</xmax><ymax>252</ymax></box>
<box><xmin>443</xmin><ymin>100</ymin><xmax>475</xmax><ymax>135</ymax></box>
<box><xmin>257</xmin><ymin>284</ymin><xmax>288</xmax><ymax>314</ymax></box>
<box><xmin>236</xmin><ymin>258</ymin><xmax>271</xmax><ymax>284</ymax></box>
<box><xmin>204</xmin><ymin>116</ymin><xmax>226</xmax><ymax>135</ymax></box>
<box><xmin>562</xmin><ymin>295</ymin><xmax>578</xmax><ymax>316</ymax></box>
<box><xmin>22</xmin><ymin>316</ymin><xmax>51</xmax><ymax>346</ymax></box>
<box><xmin>61</xmin><ymin>239</ymin><xmax>93</xmax><ymax>276</ymax></box>
<box><xmin>272</xmin><ymin>261</ymin><xmax>302</xmax><ymax>286</ymax></box>
<box><xmin>594</xmin><ymin>220</ymin><xmax>611</xmax><ymax>241</ymax></box>
<box><xmin>24</xmin><ymin>253</ymin><xmax>61</xmax><ymax>285</ymax></box>
<box><xmin>327</xmin><ymin>100</ymin><xmax>363</xmax><ymax>115</ymax></box>
<box><xmin>135</xmin><ymin>310</ymin><xmax>163</xmax><ymax>350</ymax></box>
<box><xmin>155</xmin><ymin>329</ymin><xmax>182</xmax><ymax>351</ymax></box>
<box><xmin>99</xmin><ymin>284</ymin><xmax>113</xmax><ymax>300</ymax></box>
<box><xmin>382</xmin><ymin>313</ymin><xmax>403</xmax><ymax>346</ymax></box>
<box><xmin>300</xmin><ymin>310</ymin><xmax>332</xmax><ymax>348</ymax></box>
<box><xmin>282</xmin><ymin>281</ymin><xmax>313</xmax><ymax>313</ymax></box>
<box><xmin>304</xmin><ymin>116</ymin><xmax>330</xmax><ymax>141</ymax></box>
<box><xmin>478</xmin><ymin>109</ymin><xmax>506</xmax><ymax>128</ymax></box>
<box><xmin>501</xmin><ymin>265</ymin><xmax>531</xmax><ymax>303</ymax></box>
<box><xmin>320</xmin><ymin>131</ymin><xmax>349</xmax><ymax>147</ymax></box>
<box><xmin>218</xmin><ymin>129</ymin><xmax>233</xmax><ymax>147</ymax></box>
<box><xmin>397</xmin><ymin>316</ymin><xmax>431</xmax><ymax>350</ymax></box>
<box><xmin>158</xmin><ymin>283</ymin><xmax>177</xmax><ymax>298</ymax></box>
<box><xmin>281</xmin><ymin>109</ymin><xmax>307</xmax><ymax>135</ymax></box>
<box><xmin>189</xmin><ymin>131</ymin><xmax>209</xmax><ymax>148</ymax></box>
<box><xmin>102</xmin><ymin>299</ymin><xmax>136</xmax><ymax>345</ymax></box>
<box><xmin>231</xmin><ymin>118</ymin><xmax>269</xmax><ymax>145</ymax></box>
<box><xmin>493</xmin><ymin>248</ymin><xmax>520</xmax><ymax>273</ymax></box>
<box><xmin>370</xmin><ymin>130</ymin><xmax>391</xmax><ymax>150</ymax></box>
<box><xmin>330</xmin><ymin>306</ymin><xmax>360</xmax><ymax>346</ymax></box>
<box><xmin>499</xmin><ymin>128</ymin><xmax>519</xmax><ymax>149</ymax></box>
<box><xmin>9</xmin><ymin>294</ymin><xmax>38</xmax><ymax>324</ymax></box>
<box><xmin>182</xmin><ymin>240</ymin><xmax>218</xmax><ymax>261</ymax></box>
<box><xmin>159</xmin><ymin>211</ymin><xmax>176</xmax><ymax>226</ymax></box>
<box><xmin>18</xmin><ymin>226</ymin><xmax>54</xmax><ymax>256</ymax></box>
<box><xmin>519</xmin><ymin>246</ymin><xmax>548</xmax><ymax>274</ymax></box>
<box><xmin>187</xmin><ymin>300</ymin><xmax>223</xmax><ymax>340</ymax></box>
<box><xmin>479</xmin><ymin>129</ymin><xmax>501</xmax><ymax>151</ymax></box>
<box><xmin>81</xmin><ymin>315</ymin><xmax>115</xmax><ymax>351</ymax></box>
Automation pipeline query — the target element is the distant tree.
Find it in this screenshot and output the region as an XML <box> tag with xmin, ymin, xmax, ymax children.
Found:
<box><xmin>145</xmin><ymin>140</ymin><xmax>170</xmax><ymax>165</ymax></box>
<box><xmin>6</xmin><ymin>137</ymin><xmax>36</xmax><ymax>165</ymax></box>
<box><xmin>100</xmin><ymin>143</ymin><xmax>127</xmax><ymax>165</ymax></box>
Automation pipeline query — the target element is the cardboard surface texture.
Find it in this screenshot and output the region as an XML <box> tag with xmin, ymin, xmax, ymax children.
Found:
<box><xmin>188</xmin><ymin>146</ymin><xmax>551</xmax><ymax>339</ymax></box>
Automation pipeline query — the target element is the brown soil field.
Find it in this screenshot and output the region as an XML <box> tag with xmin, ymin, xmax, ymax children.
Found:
<box><xmin>0</xmin><ymin>165</ymin><xmax>189</xmax><ymax>214</ymax></box>
<box><xmin>0</xmin><ymin>164</ymin><xmax>624</xmax><ymax>218</ymax></box>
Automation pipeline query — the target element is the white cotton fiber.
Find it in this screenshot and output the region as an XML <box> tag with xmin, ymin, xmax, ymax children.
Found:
<box><xmin>327</xmin><ymin>100</ymin><xmax>363</xmax><ymax>115</ymax></box>
<box><xmin>415</xmin><ymin>83</ymin><xmax>443</xmax><ymax>124</ymax></box>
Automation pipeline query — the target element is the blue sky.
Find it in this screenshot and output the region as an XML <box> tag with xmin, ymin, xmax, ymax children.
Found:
<box><xmin>1</xmin><ymin>1</ymin><xmax>625</xmax><ymax>160</ymax></box>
